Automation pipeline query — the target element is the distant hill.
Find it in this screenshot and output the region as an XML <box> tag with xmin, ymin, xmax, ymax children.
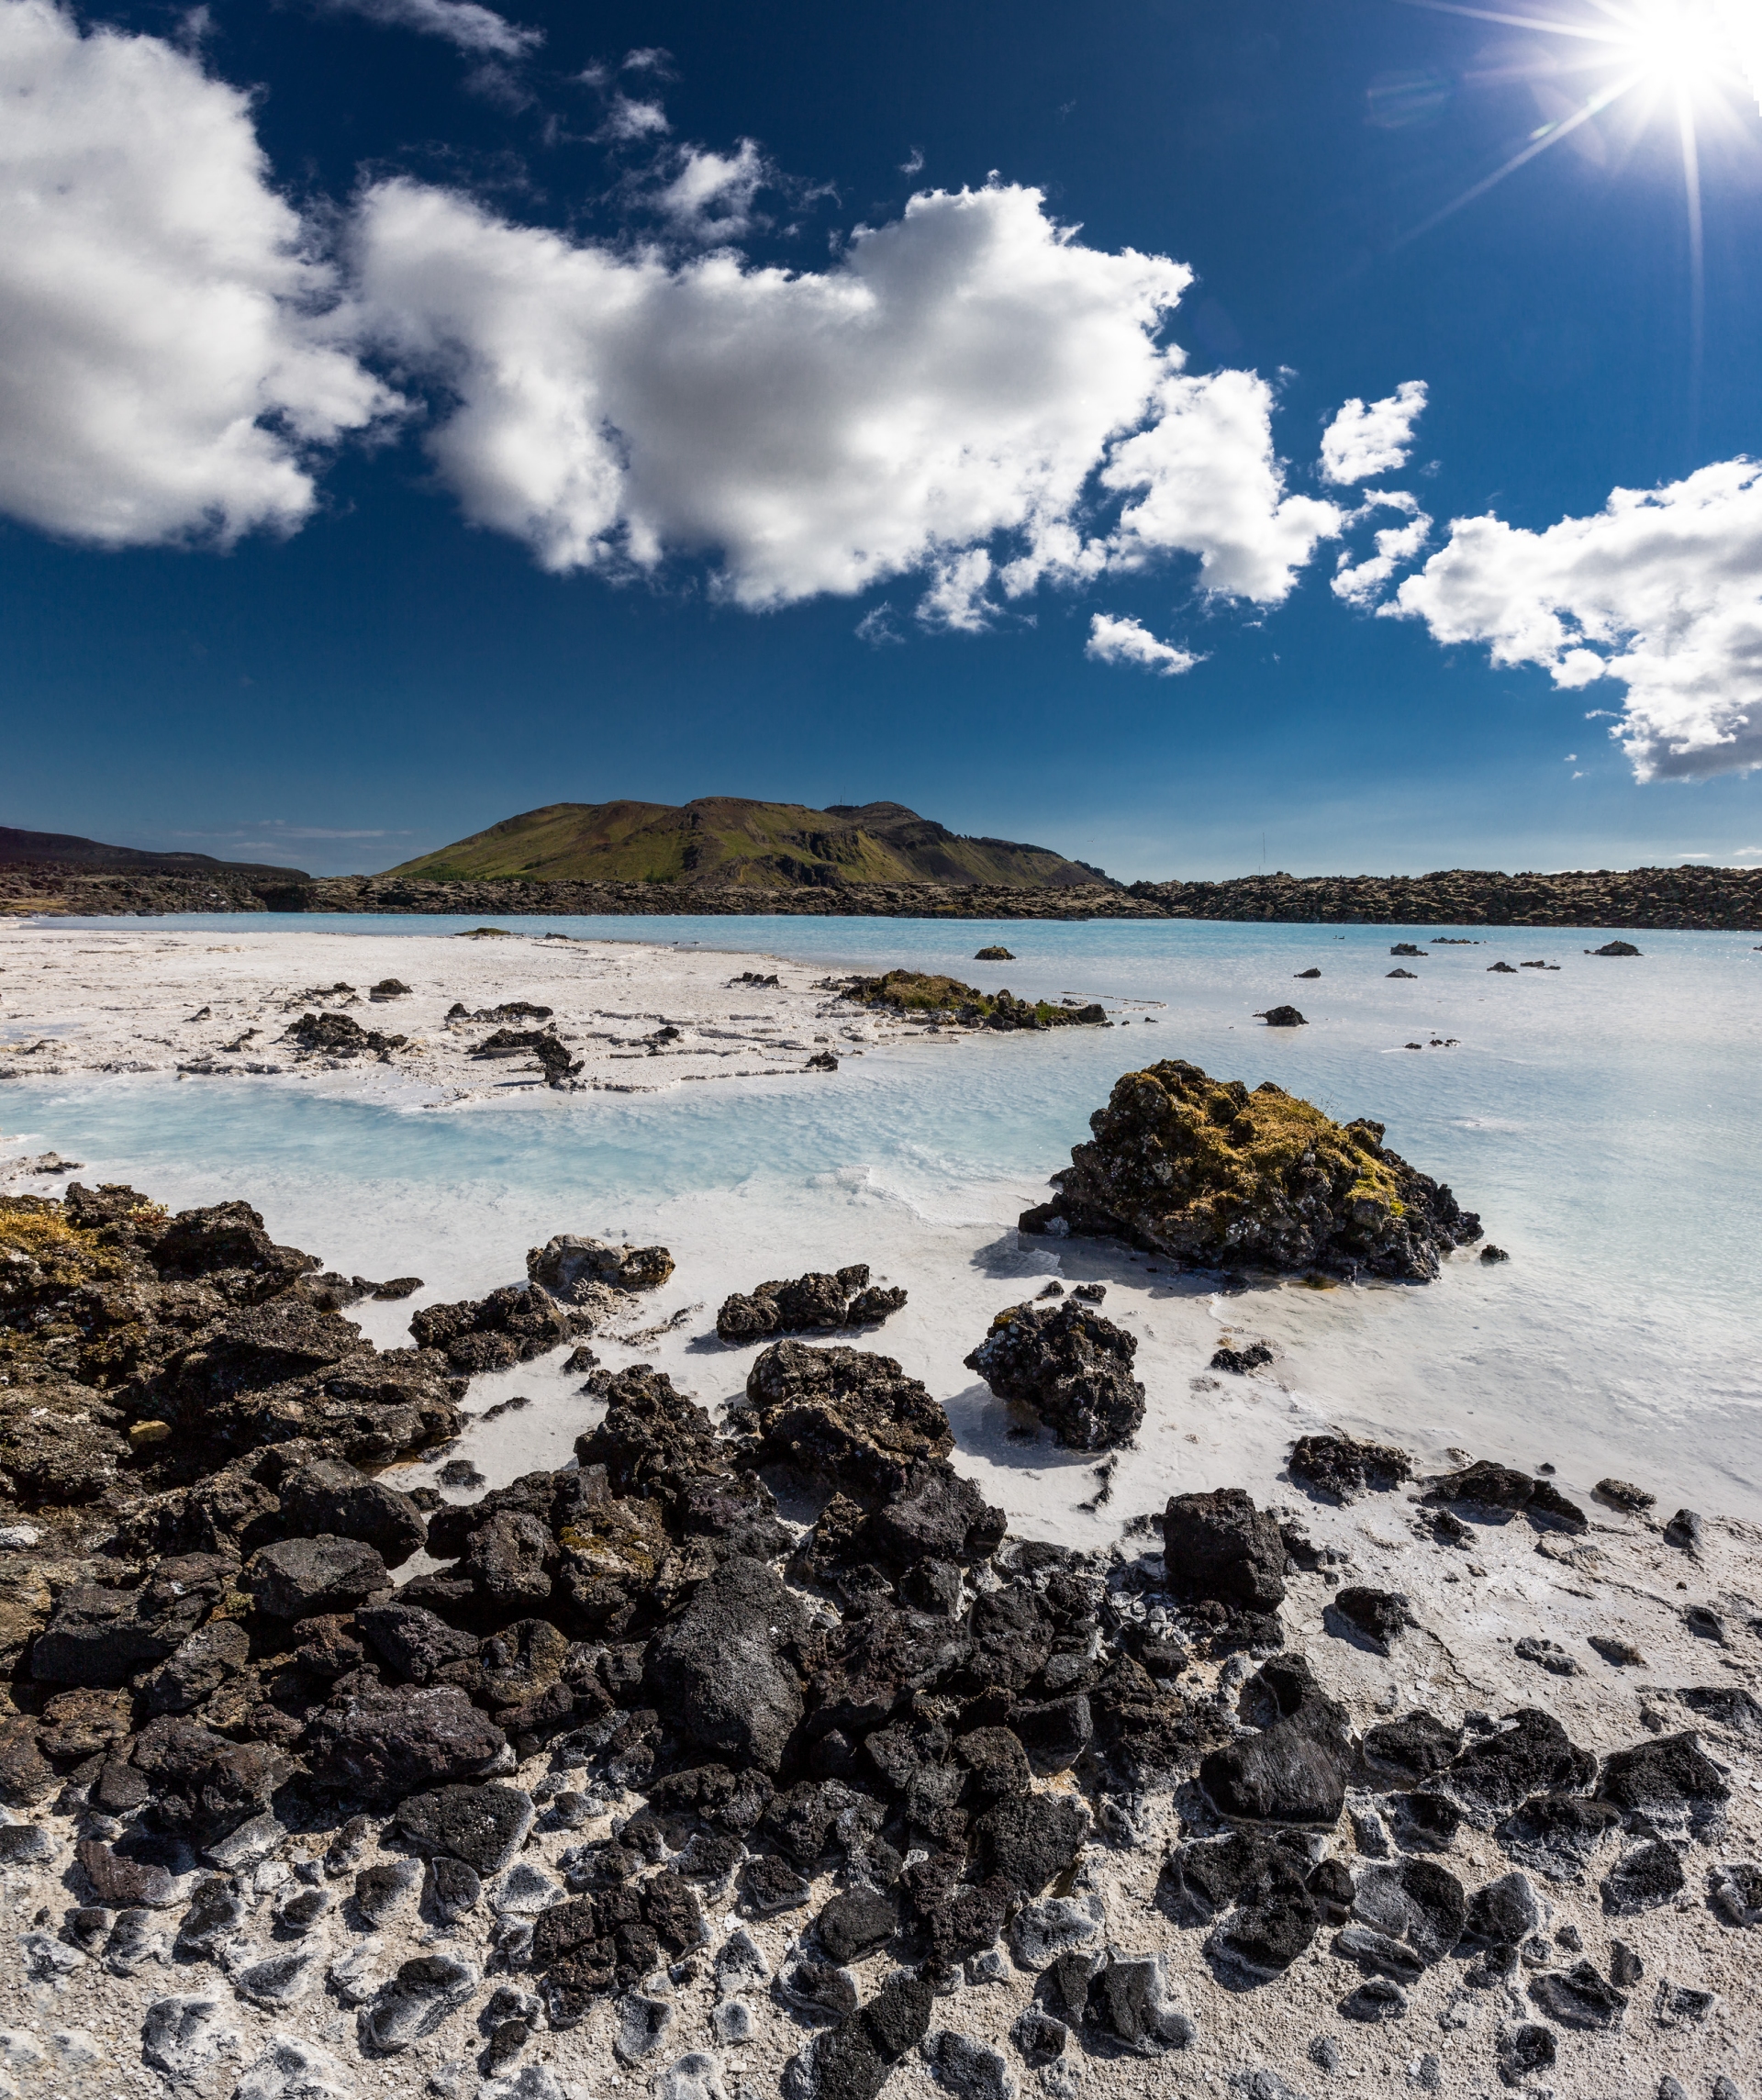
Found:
<box><xmin>384</xmin><ymin>799</ymin><xmax>1112</xmax><ymax>890</ymax></box>
<box><xmin>0</xmin><ymin>825</ymin><xmax>308</xmax><ymax>880</ymax></box>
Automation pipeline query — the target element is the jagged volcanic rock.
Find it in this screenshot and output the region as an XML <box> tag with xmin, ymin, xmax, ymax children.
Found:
<box><xmin>717</xmin><ymin>1264</ymin><xmax>907</xmax><ymax>1344</ymax></box>
<box><xmin>962</xmin><ymin>1300</ymin><xmax>1144</xmax><ymax>1450</ymax></box>
<box><xmin>1019</xmin><ymin>1060</ymin><xmax>1481</xmax><ymax>1279</ymax></box>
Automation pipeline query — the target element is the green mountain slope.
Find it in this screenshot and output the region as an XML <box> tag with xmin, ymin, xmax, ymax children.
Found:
<box><xmin>384</xmin><ymin>798</ymin><xmax>1110</xmax><ymax>889</ymax></box>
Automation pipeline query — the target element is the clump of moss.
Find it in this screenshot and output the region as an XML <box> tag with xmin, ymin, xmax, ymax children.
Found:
<box><xmin>838</xmin><ymin>970</ymin><xmax>1106</xmax><ymax>1033</ymax></box>
<box><xmin>1020</xmin><ymin>1058</ymin><xmax>1481</xmax><ymax>1281</ymax></box>
<box><xmin>0</xmin><ymin>1198</ymin><xmax>120</xmax><ymax>1290</ymax></box>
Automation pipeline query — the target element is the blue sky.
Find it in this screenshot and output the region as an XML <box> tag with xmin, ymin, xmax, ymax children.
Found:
<box><xmin>2</xmin><ymin>0</ymin><xmax>1759</xmax><ymax>878</ymax></box>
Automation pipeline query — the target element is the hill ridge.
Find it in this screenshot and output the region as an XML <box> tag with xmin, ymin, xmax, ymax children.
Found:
<box><xmin>0</xmin><ymin>824</ymin><xmax>308</xmax><ymax>881</ymax></box>
<box><xmin>384</xmin><ymin>797</ymin><xmax>1111</xmax><ymax>890</ymax></box>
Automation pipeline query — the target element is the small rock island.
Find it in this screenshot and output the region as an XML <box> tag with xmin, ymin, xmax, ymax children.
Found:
<box><xmin>1020</xmin><ymin>1058</ymin><xmax>1482</xmax><ymax>1279</ymax></box>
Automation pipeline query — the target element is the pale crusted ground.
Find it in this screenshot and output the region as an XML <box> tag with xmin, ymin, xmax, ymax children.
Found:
<box><xmin>1</xmin><ymin>927</ymin><xmax>1757</xmax><ymax>2100</ymax></box>
<box><xmin>0</xmin><ymin>1474</ymin><xmax>1756</xmax><ymax>2100</ymax></box>
<box><xmin>0</xmin><ymin>927</ymin><xmax>939</xmax><ymax>1104</ymax></box>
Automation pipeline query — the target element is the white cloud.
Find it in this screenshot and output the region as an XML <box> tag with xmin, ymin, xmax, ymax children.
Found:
<box><xmin>0</xmin><ymin>0</ymin><xmax>393</xmax><ymax>547</ymax></box>
<box><xmin>1390</xmin><ymin>458</ymin><xmax>1762</xmax><ymax>780</ymax></box>
<box><xmin>652</xmin><ymin>139</ymin><xmax>767</xmax><ymax>243</ymax></box>
<box><xmin>1086</xmin><ymin>613</ymin><xmax>1199</xmax><ymax>676</ymax></box>
<box><xmin>918</xmin><ymin>549</ymin><xmax>998</xmax><ymax>632</ymax></box>
<box><xmin>318</xmin><ymin>0</ymin><xmax>540</xmax><ymax>58</ymax></box>
<box><xmin>1333</xmin><ymin>491</ymin><xmax>1432</xmax><ymax>607</ymax></box>
<box><xmin>1098</xmin><ymin>368</ymin><xmax>1344</xmax><ymax>602</ymax></box>
<box><xmin>854</xmin><ymin>603</ymin><xmax>904</xmax><ymax>645</ymax></box>
<box><xmin>600</xmin><ymin>95</ymin><xmax>669</xmax><ymax>142</ymax></box>
<box><xmin>1320</xmin><ymin>379</ymin><xmax>1427</xmax><ymax>486</ymax></box>
<box><xmin>353</xmin><ymin>177</ymin><xmax>1341</xmax><ymax>620</ymax></box>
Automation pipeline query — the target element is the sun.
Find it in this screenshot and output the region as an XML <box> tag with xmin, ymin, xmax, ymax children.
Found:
<box><xmin>1389</xmin><ymin>0</ymin><xmax>1762</xmax><ymax>257</ymax></box>
<box><xmin>1605</xmin><ymin>0</ymin><xmax>1748</xmax><ymax>95</ymax></box>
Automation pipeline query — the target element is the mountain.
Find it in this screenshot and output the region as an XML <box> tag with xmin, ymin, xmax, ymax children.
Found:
<box><xmin>0</xmin><ymin>825</ymin><xmax>309</xmax><ymax>880</ymax></box>
<box><xmin>383</xmin><ymin>799</ymin><xmax>1112</xmax><ymax>890</ymax></box>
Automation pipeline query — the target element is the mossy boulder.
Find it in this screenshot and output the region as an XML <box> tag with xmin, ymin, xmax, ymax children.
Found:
<box><xmin>1020</xmin><ymin>1058</ymin><xmax>1481</xmax><ymax>1280</ymax></box>
<box><xmin>839</xmin><ymin>969</ymin><xmax>1104</xmax><ymax>1031</ymax></box>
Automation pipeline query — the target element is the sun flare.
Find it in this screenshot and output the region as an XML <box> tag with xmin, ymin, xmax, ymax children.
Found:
<box><xmin>1392</xmin><ymin>0</ymin><xmax>1762</xmax><ymax>260</ymax></box>
<box><xmin>1607</xmin><ymin>0</ymin><xmax>1750</xmax><ymax>95</ymax></box>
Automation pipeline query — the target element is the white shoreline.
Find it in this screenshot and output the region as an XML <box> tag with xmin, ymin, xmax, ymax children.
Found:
<box><xmin>0</xmin><ymin>924</ymin><xmax>965</xmax><ymax>1109</ymax></box>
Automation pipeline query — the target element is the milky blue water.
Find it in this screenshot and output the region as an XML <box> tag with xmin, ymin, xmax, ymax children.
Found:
<box><xmin>12</xmin><ymin>912</ymin><xmax>1762</xmax><ymax>1519</ymax></box>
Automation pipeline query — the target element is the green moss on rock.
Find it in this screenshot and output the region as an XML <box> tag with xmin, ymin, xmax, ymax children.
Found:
<box><xmin>1020</xmin><ymin>1058</ymin><xmax>1481</xmax><ymax>1280</ymax></box>
<box><xmin>838</xmin><ymin>970</ymin><xmax>1106</xmax><ymax>1032</ymax></box>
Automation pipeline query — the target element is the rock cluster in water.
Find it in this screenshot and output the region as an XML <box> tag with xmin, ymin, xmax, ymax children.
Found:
<box><xmin>1020</xmin><ymin>1059</ymin><xmax>1482</xmax><ymax>1280</ymax></box>
<box><xmin>836</xmin><ymin>973</ymin><xmax>1108</xmax><ymax>1032</ymax></box>
<box><xmin>0</xmin><ymin>1178</ymin><xmax>1756</xmax><ymax>2100</ymax></box>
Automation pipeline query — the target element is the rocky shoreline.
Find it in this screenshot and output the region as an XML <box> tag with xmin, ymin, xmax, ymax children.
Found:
<box><xmin>1</xmin><ymin>1174</ymin><xmax>1756</xmax><ymax>2100</ymax></box>
<box><xmin>8</xmin><ymin>864</ymin><xmax>1762</xmax><ymax>931</ymax></box>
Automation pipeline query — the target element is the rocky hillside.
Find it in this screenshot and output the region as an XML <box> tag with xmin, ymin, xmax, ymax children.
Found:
<box><xmin>384</xmin><ymin>800</ymin><xmax>1110</xmax><ymax>893</ymax></box>
<box><xmin>0</xmin><ymin>827</ymin><xmax>307</xmax><ymax>882</ymax></box>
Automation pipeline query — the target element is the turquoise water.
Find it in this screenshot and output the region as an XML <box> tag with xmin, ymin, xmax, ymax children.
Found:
<box><xmin>11</xmin><ymin>913</ymin><xmax>1762</xmax><ymax>1516</ymax></box>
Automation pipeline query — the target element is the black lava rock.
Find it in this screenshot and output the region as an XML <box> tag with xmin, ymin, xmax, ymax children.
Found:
<box><xmin>963</xmin><ymin>1300</ymin><xmax>1145</xmax><ymax>1451</ymax></box>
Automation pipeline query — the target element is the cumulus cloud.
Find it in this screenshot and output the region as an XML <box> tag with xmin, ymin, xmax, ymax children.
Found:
<box><xmin>352</xmin><ymin>177</ymin><xmax>1341</xmax><ymax>619</ymax></box>
<box><xmin>0</xmin><ymin>14</ymin><xmax>1366</xmax><ymax>649</ymax></box>
<box><xmin>1099</xmin><ymin>368</ymin><xmax>1344</xmax><ymax>601</ymax></box>
<box><xmin>1320</xmin><ymin>379</ymin><xmax>1427</xmax><ymax>486</ymax></box>
<box><xmin>1390</xmin><ymin>458</ymin><xmax>1762</xmax><ymax>780</ymax></box>
<box><xmin>1333</xmin><ymin>491</ymin><xmax>1432</xmax><ymax>607</ymax></box>
<box><xmin>1086</xmin><ymin>613</ymin><xmax>1199</xmax><ymax>676</ymax></box>
<box><xmin>318</xmin><ymin>0</ymin><xmax>540</xmax><ymax>58</ymax></box>
<box><xmin>0</xmin><ymin>0</ymin><xmax>393</xmax><ymax>547</ymax></box>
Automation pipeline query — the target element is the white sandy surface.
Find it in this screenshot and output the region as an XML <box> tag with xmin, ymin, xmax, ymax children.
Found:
<box><xmin>0</xmin><ymin>924</ymin><xmax>942</xmax><ymax>1105</ymax></box>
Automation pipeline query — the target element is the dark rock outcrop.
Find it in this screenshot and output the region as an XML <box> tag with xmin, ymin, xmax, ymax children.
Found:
<box><xmin>963</xmin><ymin>1300</ymin><xmax>1144</xmax><ymax>1450</ymax></box>
<box><xmin>1288</xmin><ymin>1435</ymin><xmax>1411</xmax><ymax>1503</ymax></box>
<box><xmin>742</xmin><ymin>1342</ymin><xmax>953</xmax><ymax>1504</ymax></box>
<box><xmin>278</xmin><ymin>1459</ymin><xmax>428</xmax><ymax>1565</ymax></box>
<box><xmin>645</xmin><ymin>1558</ymin><xmax>809</xmax><ymax>1773</ymax></box>
<box><xmin>304</xmin><ymin>1683</ymin><xmax>507</xmax><ymax>1801</ymax></box>
<box><xmin>1426</xmin><ymin>1460</ymin><xmax>1587</xmax><ymax>1533</ymax></box>
<box><xmin>717</xmin><ymin>1266</ymin><xmax>907</xmax><ymax>1345</ymax></box>
<box><xmin>410</xmin><ymin>1285</ymin><xmax>595</xmax><ymax>1374</ymax></box>
<box><xmin>1163</xmin><ymin>1490</ymin><xmax>1287</xmax><ymax>1614</ymax></box>
<box><xmin>1020</xmin><ymin>1061</ymin><xmax>1480</xmax><ymax>1280</ymax></box>
<box><xmin>1199</xmin><ymin>1656</ymin><xmax>1351</xmax><ymax>1826</ymax></box>
<box><xmin>528</xmin><ymin>1234</ymin><xmax>674</xmax><ymax>1299</ymax></box>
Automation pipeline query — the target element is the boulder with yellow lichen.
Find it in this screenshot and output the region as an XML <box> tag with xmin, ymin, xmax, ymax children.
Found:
<box><xmin>1020</xmin><ymin>1058</ymin><xmax>1481</xmax><ymax>1280</ymax></box>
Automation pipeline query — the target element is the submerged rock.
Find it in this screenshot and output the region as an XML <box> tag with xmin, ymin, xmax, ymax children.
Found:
<box><xmin>1018</xmin><ymin>1060</ymin><xmax>1481</xmax><ymax>1279</ymax></box>
<box><xmin>963</xmin><ymin>1300</ymin><xmax>1144</xmax><ymax>1450</ymax></box>
<box><xmin>528</xmin><ymin>1234</ymin><xmax>674</xmax><ymax>1299</ymax></box>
